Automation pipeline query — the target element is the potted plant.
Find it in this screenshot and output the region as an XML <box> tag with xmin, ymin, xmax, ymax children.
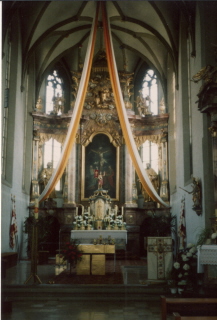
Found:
<box><xmin>61</xmin><ymin>240</ymin><xmax>83</xmax><ymax>273</ymax></box>
<box><xmin>196</xmin><ymin>227</ymin><xmax>213</xmax><ymax>246</ymax></box>
<box><xmin>170</xmin><ymin>243</ymin><xmax>198</xmax><ymax>294</ymax></box>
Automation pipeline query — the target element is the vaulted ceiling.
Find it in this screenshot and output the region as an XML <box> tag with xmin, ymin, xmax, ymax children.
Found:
<box><xmin>2</xmin><ymin>1</ymin><xmax>195</xmax><ymax>91</ymax></box>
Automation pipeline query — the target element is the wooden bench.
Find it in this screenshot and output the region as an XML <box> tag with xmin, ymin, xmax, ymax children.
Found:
<box><xmin>1</xmin><ymin>252</ymin><xmax>18</xmax><ymax>269</ymax></box>
<box><xmin>161</xmin><ymin>296</ymin><xmax>217</xmax><ymax>320</ymax></box>
<box><xmin>173</xmin><ymin>313</ymin><xmax>217</xmax><ymax>320</ymax></box>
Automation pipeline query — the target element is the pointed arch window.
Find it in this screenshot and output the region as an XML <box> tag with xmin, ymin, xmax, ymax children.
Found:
<box><xmin>142</xmin><ymin>69</ymin><xmax>158</xmax><ymax>115</ymax></box>
<box><xmin>46</xmin><ymin>70</ymin><xmax>64</xmax><ymax>115</ymax></box>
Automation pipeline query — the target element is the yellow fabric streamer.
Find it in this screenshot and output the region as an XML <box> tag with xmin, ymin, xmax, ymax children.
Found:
<box><xmin>101</xmin><ymin>2</ymin><xmax>169</xmax><ymax>208</ymax></box>
<box><xmin>39</xmin><ymin>3</ymin><xmax>100</xmax><ymax>202</ymax></box>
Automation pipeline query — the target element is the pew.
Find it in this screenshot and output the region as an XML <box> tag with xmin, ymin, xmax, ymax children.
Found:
<box><xmin>161</xmin><ymin>296</ymin><xmax>217</xmax><ymax>320</ymax></box>
<box><xmin>173</xmin><ymin>313</ymin><xmax>217</xmax><ymax>320</ymax></box>
<box><xmin>1</xmin><ymin>252</ymin><xmax>18</xmax><ymax>268</ymax></box>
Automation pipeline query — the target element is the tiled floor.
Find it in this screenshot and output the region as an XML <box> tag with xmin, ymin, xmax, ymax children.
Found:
<box><xmin>2</xmin><ymin>259</ymin><xmax>166</xmax><ymax>320</ymax></box>
<box><xmin>2</xmin><ymin>300</ymin><xmax>162</xmax><ymax>320</ymax></box>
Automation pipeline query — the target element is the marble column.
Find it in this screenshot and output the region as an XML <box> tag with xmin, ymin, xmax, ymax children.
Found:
<box><xmin>160</xmin><ymin>133</ymin><xmax>169</xmax><ymax>202</ymax></box>
<box><xmin>124</xmin><ymin>145</ymin><xmax>137</xmax><ymax>207</ymax></box>
<box><xmin>30</xmin><ymin>135</ymin><xmax>40</xmax><ymax>203</ymax></box>
<box><xmin>67</xmin><ymin>142</ymin><xmax>76</xmax><ymax>204</ymax></box>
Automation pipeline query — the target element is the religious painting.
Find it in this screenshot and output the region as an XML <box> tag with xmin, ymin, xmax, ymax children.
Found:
<box><xmin>81</xmin><ymin>133</ymin><xmax>119</xmax><ymax>200</ymax></box>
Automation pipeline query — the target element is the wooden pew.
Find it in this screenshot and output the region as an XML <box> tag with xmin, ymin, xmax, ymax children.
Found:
<box><xmin>173</xmin><ymin>313</ymin><xmax>217</xmax><ymax>320</ymax></box>
<box><xmin>1</xmin><ymin>252</ymin><xmax>18</xmax><ymax>268</ymax></box>
<box><xmin>161</xmin><ymin>296</ymin><xmax>217</xmax><ymax>320</ymax></box>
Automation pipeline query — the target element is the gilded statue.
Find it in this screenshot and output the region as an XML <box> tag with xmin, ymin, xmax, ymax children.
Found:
<box><xmin>136</xmin><ymin>90</ymin><xmax>152</xmax><ymax>116</ymax></box>
<box><xmin>40</xmin><ymin>162</ymin><xmax>56</xmax><ymax>198</ymax></box>
<box><xmin>52</xmin><ymin>93</ymin><xmax>65</xmax><ymax>114</ymax></box>
<box><xmin>180</xmin><ymin>177</ymin><xmax>202</xmax><ymax>215</ymax></box>
<box><xmin>139</xmin><ymin>163</ymin><xmax>159</xmax><ymax>201</ymax></box>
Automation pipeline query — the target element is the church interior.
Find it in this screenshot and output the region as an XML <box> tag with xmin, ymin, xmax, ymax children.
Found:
<box><xmin>1</xmin><ymin>1</ymin><xmax>217</xmax><ymax>319</ymax></box>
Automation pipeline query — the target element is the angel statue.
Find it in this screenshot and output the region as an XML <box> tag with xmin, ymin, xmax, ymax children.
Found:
<box><xmin>180</xmin><ymin>177</ymin><xmax>202</xmax><ymax>215</ymax></box>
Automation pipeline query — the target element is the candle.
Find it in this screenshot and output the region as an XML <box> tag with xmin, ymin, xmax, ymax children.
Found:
<box><xmin>76</xmin><ymin>207</ymin><xmax>78</xmax><ymax>216</ymax></box>
<box><xmin>88</xmin><ymin>206</ymin><xmax>90</xmax><ymax>213</ymax></box>
<box><xmin>122</xmin><ymin>206</ymin><xmax>124</xmax><ymax>216</ymax></box>
<box><xmin>215</xmin><ymin>209</ymin><xmax>217</xmax><ymax>217</ymax></box>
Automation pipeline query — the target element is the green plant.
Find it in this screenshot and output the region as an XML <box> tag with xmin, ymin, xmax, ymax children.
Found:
<box><xmin>196</xmin><ymin>227</ymin><xmax>212</xmax><ymax>246</ymax></box>
<box><xmin>23</xmin><ymin>215</ymin><xmax>60</xmax><ymax>257</ymax></box>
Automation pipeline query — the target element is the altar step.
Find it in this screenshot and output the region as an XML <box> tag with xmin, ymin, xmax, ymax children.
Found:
<box><xmin>2</xmin><ymin>284</ymin><xmax>165</xmax><ymax>303</ymax></box>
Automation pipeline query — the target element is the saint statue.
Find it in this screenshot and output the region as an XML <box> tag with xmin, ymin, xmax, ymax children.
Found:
<box><xmin>40</xmin><ymin>162</ymin><xmax>56</xmax><ymax>198</ymax></box>
<box><xmin>139</xmin><ymin>163</ymin><xmax>159</xmax><ymax>202</ymax></box>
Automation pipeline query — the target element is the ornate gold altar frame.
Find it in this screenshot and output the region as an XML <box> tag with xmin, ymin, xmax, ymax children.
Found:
<box><xmin>81</xmin><ymin>132</ymin><xmax>120</xmax><ymax>201</ymax></box>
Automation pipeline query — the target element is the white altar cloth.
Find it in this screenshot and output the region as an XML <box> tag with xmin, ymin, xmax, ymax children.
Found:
<box><xmin>71</xmin><ymin>230</ymin><xmax>127</xmax><ymax>244</ymax></box>
<box><xmin>197</xmin><ymin>245</ymin><xmax>217</xmax><ymax>273</ymax></box>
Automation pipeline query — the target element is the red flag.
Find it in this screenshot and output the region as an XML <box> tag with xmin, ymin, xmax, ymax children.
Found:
<box><xmin>178</xmin><ymin>198</ymin><xmax>186</xmax><ymax>249</ymax></box>
<box><xmin>9</xmin><ymin>196</ymin><xmax>18</xmax><ymax>249</ymax></box>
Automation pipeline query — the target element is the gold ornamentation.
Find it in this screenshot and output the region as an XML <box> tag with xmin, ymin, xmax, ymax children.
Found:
<box><xmin>209</xmin><ymin>126</ymin><xmax>217</xmax><ymax>137</ymax></box>
<box><xmin>192</xmin><ymin>65</ymin><xmax>217</xmax><ymax>94</ymax></box>
<box><xmin>35</xmin><ymin>96</ymin><xmax>43</xmax><ymax>112</ymax></box>
<box><xmin>134</xmin><ymin>135</ymin><xmax>161</xmax><ymax>148</ymax></box>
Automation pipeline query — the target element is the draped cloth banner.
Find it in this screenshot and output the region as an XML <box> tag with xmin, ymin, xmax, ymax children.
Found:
<box><xmin>101</xmin><ymin>2</ymin><xmax>169</xmax><ymax>207</ymax></box>
<box><xmin>39</xmin><ymin>2</ymin><xmax>100</xmax><ymax>202</ymax></box>
<box><xmin>39</xmin><ymin>1</ymin><xmax>169</xmax><ymax>208</ymax></box>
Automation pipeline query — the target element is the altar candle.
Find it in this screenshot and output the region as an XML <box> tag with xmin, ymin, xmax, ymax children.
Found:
<box><xmin>122</xmin><ymin>206</ymin><xmax>124</xmax><ymax>216</ymax></box>
<box><xmin>88</xmin><ymin>206</ymin><xmax>90</xmax><ymax>214</ymax></box>
<box><xmin>76</xmin><ymin>207</ymin><xmax>78</xmax><ymax>216</ymax></box>
<box><xmin>82</xmin><ymin>205</ymin><xmax>84</xmax><ymax>216</ymax></box>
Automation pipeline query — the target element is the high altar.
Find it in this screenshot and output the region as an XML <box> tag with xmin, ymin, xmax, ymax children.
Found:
<box><xmin>71</xmin><ymin>189</ymin><xmax>127</xmax><ymax>250</ymax></box>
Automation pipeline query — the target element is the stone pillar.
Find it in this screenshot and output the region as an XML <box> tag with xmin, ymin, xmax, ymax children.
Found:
<box><xmin>160</xmin><ymin>132</ymin><xmax>169</xmax><ymax>202</ymax></box>
<box><xmin>31</xmin><ymin>134</ymin><xmax>40</xmax><ymax>203</ymax></box>
<box><xmin>124</xmin><ymin>145</ymin><xmax>137</xmax><ymax>207</ymax></box>
<box><xmin>67</xmin><ymin>142</ymin><xmax>76</xmax><ymax>204</ymax></box>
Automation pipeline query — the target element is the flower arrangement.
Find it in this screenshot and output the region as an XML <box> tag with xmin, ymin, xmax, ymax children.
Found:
<box><xmin>168</xmin><ymin>243</ymin><xmax>197</xmax><ymax>289</ymax></box>
<box><xmin>61</xmin><ymin>240</ymin><xmax>83</xmax><ymax>267</ymax></box>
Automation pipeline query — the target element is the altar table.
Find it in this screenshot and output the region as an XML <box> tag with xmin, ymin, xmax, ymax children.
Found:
<box><xmin>71</xmin><ymin>230</ymin><xmax>127</xmax><ymax>250</ymax></box>
<box><xmin>76</xmin><ymin>244</ymin><xmax>116</xmax><ymax>275</ymax></box>
<box><xmin>197</xmin><ymin>245</ymin><xmax>217</xmax><ymax>284</ymax></box>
